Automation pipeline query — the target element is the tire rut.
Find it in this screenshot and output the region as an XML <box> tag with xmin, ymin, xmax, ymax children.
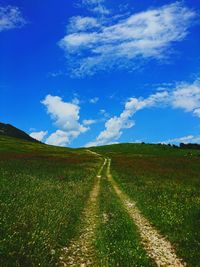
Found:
<box><xmin>106</xmin><ymin>158</ymin><xmax>187</xmax><ymax>267</ymax></box>
<box><xmin>59</xmin><ymin>159</ymin><xmax>107</xmax><ymax>267</ymax></box>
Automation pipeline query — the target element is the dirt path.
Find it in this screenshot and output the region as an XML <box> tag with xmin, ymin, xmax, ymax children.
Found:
<box><xmin>59</xmin><ymin>159</ymin><xmax>107</xmax><ymax>267</ymax></box>
<box><xmin>86</xmin><ymin>149</ymin><xmax>102</xmax><ymax>158</ymax></box>
<box><xmin>106</xmin><ymin>158</ymin><xmax>186</xmax><ymax>267</ymax></box>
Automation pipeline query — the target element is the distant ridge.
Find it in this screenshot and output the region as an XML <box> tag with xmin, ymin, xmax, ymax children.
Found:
<box><xmin>0</xmin><ymin>122</ymin><xmax>39</xmax><ymax>143</ymax></box>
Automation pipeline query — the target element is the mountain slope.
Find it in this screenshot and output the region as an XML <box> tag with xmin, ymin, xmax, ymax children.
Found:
<box><xmin>0</xmin><ymin>122</ymin><xmax>39</xmax><ymax>143</ymax></box>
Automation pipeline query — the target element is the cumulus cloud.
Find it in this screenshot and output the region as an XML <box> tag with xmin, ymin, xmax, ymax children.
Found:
<box><xmin>30</xmin><ymin>131</ymin><xmax>48</xmax><ymax>142</ymax></box>
<box><xmin>42</xmin><ymin>95</ymin><xmax>88</xmax><ymax>145</ymax></box>
<box><xmin>86</xmin><ymin>78</ymin><xmax>200</xmax><ymax>147</ymax></box>
<box><xmin>59</xmin><ymin>2</ymin><xmax>196</xmax><ymax>77</ymax></box>
<box><xmin>45</xmin><ymin>130</ymin><xmax>70</xmax><ymax>147</ymax></box>
<box><xmin>0</xmin><ymin>5</ymin><xmax>26</xmax><ymax>32</ymax></box>
<box><xmin>42</xmin><ymin>95</ymin><xmax>87</xmax><ymax>132</ymax></box>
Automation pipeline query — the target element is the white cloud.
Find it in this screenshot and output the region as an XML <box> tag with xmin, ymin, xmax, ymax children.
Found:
<box><xmin>92</xmin><ymin>5</ymin><xmax>110</xmax><ymax>15</ymax></box>
<box><xmin>99</xmin><ymin>109</ymin><xmax>109</xmax><ymax>118</ymax></box>
<box><xmin>0</xmin><ymin>5</ymin><xmax>26</xmax><ymax>32</ymax></box>
<box><xmin>83</xmin><ymin>119</ymin><xmax>97</xmax><ymax>125</ymax></box>
<box><xmin>171</xmin><ymin>80</ymin><xmax>200</xmax><ymax>115</ymax></box>
<box><xmin>89</xmin><ymin>97</ymin><xmax>99</xmax><ymax>103</ymax></box>
<box><xmin>45</xmin><ymin>130</ymin><xmax>70</xmax><ymax>147</ymax></box>
<box><xmin>30</xmin><ymin>131</ymin><xmax>48</xmax><ymax>142</ymax></box>
<box><xmin>162</xmin><ymin>135</ymin><xmax>200</xmax><ymax>144</ymax></box>
<box><xmin>194</xmin><ymin>108</ymin><xmax>200</xmax><ymax>117</ymax></box>
<box><xmin>82</xmin><ymin>0</ymin><xmax>110</xmax><ymax>15</ymax></box>
<box><xmin>82</xmin><ymin>0</ymin><xmax>105</xmax><ymax>5</ymax></box>
<box><xmin>48</xmin><ymin>70</ymin><xmax>63</xmax><ymax>77</ymax></box>
<box><xmin>86</xmin><ymin>78</ymin><xmax>200</xmax><ymax>147</ymax></box>
<box><xmin>86</xmin><ymin>91</ymin><xmax>167</xmax><ymax>146</ymax></box>
<box><xmin>68</xmin><ymin>16</ymin><xmax>100</xmax><ymax>32</ymax></box>
<box><xmin>72</xmin><ymin>97</ymin><xmax>80</xmax><ymax>105</ymax></box>
<box><xmin>42</xmin><ymin>95</ymin><xmax>87</xmax><ymax>132</ymax></box>
<box><xmin>59</xmin><ymin>2</ymin><xmax>196</xmax><ymax>77</ymax></box>
<box><xmin>42</xmin><ymin>95</ymin><xmax>88</xmax><ymax>145</ymax></box>
<box><xmin>82</xmin><ymin>0</ymin><xmax>104</xmax><ymax>4</ymax></box>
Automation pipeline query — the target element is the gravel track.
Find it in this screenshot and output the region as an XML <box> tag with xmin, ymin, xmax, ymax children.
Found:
<box><xmin>59</xmin><ymin>156</ymin><xmax>187</xmax><ymax>267</ymax></box>
<box><xmin>59</xmin><ymin>159</ymin><xmax>107</xmax><ymax>267</ymax></box>
<box><xmin>106</xmin><ymin>158</ymin><xmax>186</xmax><ymax>267</ymax></box>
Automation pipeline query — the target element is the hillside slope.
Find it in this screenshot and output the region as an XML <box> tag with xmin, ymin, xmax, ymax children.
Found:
<box><xmin>0</xmin><ymin>135</ymin><xmax>100</xmax><ymax>267</ymax></box>
<box><xmin>90</xmin><ymin>142</ymin><xmax>200</xmax><ymax>267</ymax></box>
<box><xmin>0</xmin><ymin>122</ymin><xmax>39</xmax><ymax>143</ymax></box>
<box><xmin>1</xmin><ymin>137</ymin><xmax>200</xmax><ymax>266</ymax></box>
<box><xmin>89</xmin><ymin>142</ymin><xmax>200</xmax><ymax>157</ymax></box>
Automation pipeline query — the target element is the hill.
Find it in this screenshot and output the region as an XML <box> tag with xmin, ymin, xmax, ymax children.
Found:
<box><xmin>89</xmin><ymin>142</ymin><xmax>200</xmax><ymax>157</ymax></box>
<box><xmin>0</xmin><ymin>135</ymin><xmax>100</xmax><ymax>267</ymax></box>
<box><xmin>0</xmin><ymin>122</ymin><xmax>39</xmax><ymax>143</ymax></box>
<box><xmin>0</xmin><ymin>136</ymin><xmax>200</xmax><ymax>266</ymax></box>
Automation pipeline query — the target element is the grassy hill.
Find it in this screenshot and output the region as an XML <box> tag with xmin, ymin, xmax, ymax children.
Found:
<box><xmin>0</xmin><ymin>122</ymin><xmax>39</xmax><ymax>143</ymax></box>
<box><xmin>0</xmin><ymin>134</ymin><xmax>85</xmax><ymax>156</ymax></box>
<box><xmin>90</xmin><ymin>142</ymin><xmax>200</xmax><ymax>157</ymax></box>
<box><xmin>91</xmin><ymin>142</ymin><xmax>200</xmax><ymax>266</ymax></box>
<box><xmin>0</xmin><ymin>135</ymin><xmax>200</xmax><ymax>266</ymax></box>
<box><xmin>0</xmin><ymin>135</ymin><xmax>101</xmax><ymax>266</ymax></box>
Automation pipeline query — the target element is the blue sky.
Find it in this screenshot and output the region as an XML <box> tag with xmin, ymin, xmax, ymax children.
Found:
<box><xmin>0</xmin><ymin>0</ymin><xmax>200</xmax><ymax>147</ymax></box>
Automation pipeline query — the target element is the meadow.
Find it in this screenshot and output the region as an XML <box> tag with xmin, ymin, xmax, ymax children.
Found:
<box><xmin>93</xmin><ymin>145</ymin><xmax>200</xmax><ymax>267</ymax></box>
<box><xmin>95</xmin><ymin>164</ymin><xmax>155</xmax><ymax>267</ymax></box>
<box><xmin>0</xmin><ymin>136</ymin><xmax>101</xmax><ymax>266</ymax></box>
<box><xmin>1</xmin><ymin>136</ymin><xmax>200</xmax><ymax>267</ymax></box>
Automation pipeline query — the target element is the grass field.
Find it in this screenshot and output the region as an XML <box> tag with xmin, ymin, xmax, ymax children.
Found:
<box><xmin>92</xmin><ymin>144</ymin><xmax>200</xmax><ymax>267</ymax></box>
<box><xmin>1</xmin><ymin>136</ymin><xmax>200</xmax><ymax>266</ymax></box>
<box><xmin>0</xmin><ymin>136</ymin><xmax>101</xmax><ymax>266</ymax></box>
<box><xmin>96</xmin><ymin>165</ymin><xmax>155</xmax><ymax>267</ymax></box>
<box><xmin>91</xmin><ymin>142</ymin><xmax>200</xmax><ymax>157</ymax></box>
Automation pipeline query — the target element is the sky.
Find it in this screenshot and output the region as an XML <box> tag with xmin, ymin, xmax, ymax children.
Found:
<box><xmin>0</xmin><ymin>0</ymin><xmax>200</xmax><ymax>147</ymax></box>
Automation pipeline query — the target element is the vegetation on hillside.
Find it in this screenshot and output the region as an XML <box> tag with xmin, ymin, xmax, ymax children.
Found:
<box><xmin>0</xmin><ymin>136</ymin><xmax>101</xmax><ymax>266</ymax></box>
<box><xmin>92</xmin><ymin>144</ymin><xmax>200</xmax><ymax>267</ymax></box>
<box><xmin>0</xmin><ymin>123</ymin><xmax>39</xmax><ymax>143</ymax></box>
<box><xmin>1</xmin><ymin>136</ymin><xmax>200</xmax><ymax>266</ymax></box>
<box><xmin>96</xmin><ymin>170</ymin><xmax>155</xmax><ymax>267</ymax></box>
<box><xmin>90</xmin><ymin>142</ymin><xmax>200</xmax><ymax>157</ymax></box>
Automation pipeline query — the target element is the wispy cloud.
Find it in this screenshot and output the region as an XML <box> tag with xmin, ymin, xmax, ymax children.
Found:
<box><xmin>162</xmin><ymin>135</ymin><xmax>200</xmax><ymax>144</ymax></box>
<box><xmin>48</xmin><ymin>70</ymin><xmax>63</xmax><ymax>78</ymax></box>
<box><xmin>68</xmin><ymin>16</ymin><xmax>100</xmax><ymax>32</ymax></box>
<box><xmin>83</xmin><ymin>119</ymin><xmax>97</xmax><ymax>125</ymax></box>
<box><xmin>99</xmin><ymin>109</ymin><xmax>109</xmax><ymax>118</ymax></box>
<box><xmin>89</xmin><ymin>97</ymin><xmax>99</xmax><ymax>103</ymax></box>
<box><xmin>86</xmin><ymin>91</ymin><xmax>167</xmax><ymax>146</ymax></box>
<box><xmin>82</xmin><ymin>0</ymin><xmax>110</xmax><ymax>15</ymax></box>
<box><xmin>86</xmin><ymin>77</ymin><xmax>200</xmax><ymax>146</ymax></box>
<box><xmin>59</xmin><ymin>2</ymin><xmax>196</xmax><ymax>77</ymax></box>
<box><xmin>171</xmin><ymin>80</ymin><xmax>200</xmax><ymax>114</ymax></box>
<box><xmin>0</xmin><ymin>5</ymin><xmax>26</xmax><ymax>32</ymax></box>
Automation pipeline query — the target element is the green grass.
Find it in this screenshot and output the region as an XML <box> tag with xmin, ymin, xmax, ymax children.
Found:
<box><xmin>90</xmin><ymin>142</ymin><xmax>200</xmax><ymax>157</ymax></box>
<box><xmin>109</xmin><ymin>154</ymin><xmax>200</xmax><ymax>267</ymax></box>
<box><xmin>0</xmin><ymin>135</ymin><xmax>86</xmax><ymax>156</ymax></box>
<box><xmin>95</xmin><ymin>163</ymin><xmax>155</xmax><ymax>267</ymax></box>
<box><xmin>0</xmin><ymin>137</ymin><xmax>101</xmax><ymax>266</ymax></box>
<box><xmin>1</xmin><ymin>137</ymin><xmax>200</xmax><ymax>266</ymax></box>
